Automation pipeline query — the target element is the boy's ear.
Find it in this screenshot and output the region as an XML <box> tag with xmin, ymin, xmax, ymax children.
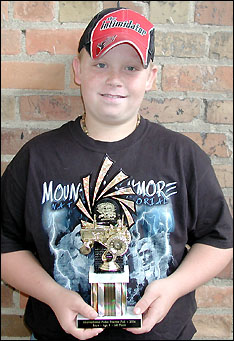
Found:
<box><xmin>72</xmin><ymin>56</ymin><xmax>82</xmax><ymax>85</ymax></box>
<box><xmin>145</xmin><ymin>65</ymin><xmax>157</xmax><ymax>91</ymax></box>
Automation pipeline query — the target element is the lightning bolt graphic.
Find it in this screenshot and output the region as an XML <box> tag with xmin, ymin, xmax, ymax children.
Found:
<box><xmin>48</xmin><ymin>211</ymin><xmax>72</xmax><ymax>289</ymax></box>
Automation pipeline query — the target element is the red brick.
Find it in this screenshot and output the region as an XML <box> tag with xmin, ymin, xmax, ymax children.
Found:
<box><xmin>213</xmin><ymin>164</ymin><xmax>233</xmax><ymax>188</ymax></box>
<box><xmin>26</xmin><ymin>29</ymin><xmax>83</xmax><ymax>55</ymax></box>
<box><xmin>206</xmin><ymin>100</ymin><xmax>233</xmax><ymax>124</ymax></box>
<box><xmin>13</xmin><ymin>1</ymin><xmax>54</xmax><ymax>22</ymax></box>
<box><xmin>196</xmin><ymin>285</ymin><xmax>233</xmax><ymax>308</ymax></box>
<box><xmin>140</xmin><ymin>98</ymin><xmax>200</xmax><ymax>123</ymax></box>
<box><xmin>183</xmin><ymin>132</ymin><xmax>231</xmax><ymax>158</ymax></box>
<box><xmin>1</xmin><ymin>62</ymin><xmax>65</xmax><ymax>90</ymax></box>
<box><xmin>202</xmin><ymin>133</ymin><xmax>232</xmax><ymax>158</ymax></box>
<box><xmin>192</xmin><ymin>313</ymin><xmax>232</xmax><ymax>338</ymax></box>
<box><xmin>1</xmin><ymin>128</ymin><xmax>47</xmax><ymax>155</ymax></box>
<box><xmin>1</xmin><ymin>29</ymin><xmax>21</xmax><ymax>55</ymax></box>
<box><xmin>162</xmin><ymin>65</ymin><xmax>233</xmax><ymax>92</ymax></box>
<box><xmin>1</xmin><ymin>283</ymin><xmax>14</xmax><ymax>308</ymax></box>
<box><xmin>1</xmin><ymin>1</ymin><xmax>8</xmax><ymax>21</ymax></box>
<box><xmin>195</xmin><ymin>1</ymin><xmax>233</xmax><ymax>26</ymax></box>
<box><xmin>20</xmin><ymin>95</ymin><xmax>84</xmax><ymax>120</ymax></box>
<box><xmin>1</xmin><ymin>314</ymin><xmax>31</xmax><ymax>337</ymax></box>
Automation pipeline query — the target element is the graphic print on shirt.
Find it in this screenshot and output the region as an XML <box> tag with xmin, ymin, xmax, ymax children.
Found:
<box><xmin>41</xmin><ymin>154</ymin><xmax>177</xmax><ymax>305</ymax></box>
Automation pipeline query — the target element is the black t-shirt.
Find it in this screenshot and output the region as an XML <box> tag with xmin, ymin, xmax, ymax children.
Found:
<box><xmin>1</xmin><ymin>117</ymin><xmax>232</xmax><ymax>340</ymax></box>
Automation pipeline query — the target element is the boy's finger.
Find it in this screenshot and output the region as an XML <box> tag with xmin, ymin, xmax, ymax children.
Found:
<box><xmin>133</xmin><ymin>289</ymin><xmax>158</xmax><ymax>315</ymax></box>
<box><xmin>73</xmin><ymin>295</ymin><xmax>98</xmax><ymax>319</ymax></box>
<box><xmin>71</xmin><ymin>327</ymin><xmax>103</xmax><ymax>340</ymax></box>
<box><xmin>126</xmin><ymin>306</ymin><xmax>162</xmax><ymax>334</ymax></box>
<box><xmin>133</xmin><ymin>296</ymin><xmax>150</xmax><ymax>315</ymax></box>
<box><xmin>80</xmin><ymin>304</ymin><xmax>98</xmax><ymax>320</ymax></box>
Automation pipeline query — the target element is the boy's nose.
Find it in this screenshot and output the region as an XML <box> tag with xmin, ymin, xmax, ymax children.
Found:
<box><xmin>105</xmin><ymin>70</ymin><xmax>123</xmax><ymax>87</ymax></box>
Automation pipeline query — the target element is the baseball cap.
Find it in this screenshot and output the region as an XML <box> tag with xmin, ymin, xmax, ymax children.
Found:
<box><xmin>78</xmin><ymin>7</ymin><xmax>155</xmax><ymax>68</ymax></box>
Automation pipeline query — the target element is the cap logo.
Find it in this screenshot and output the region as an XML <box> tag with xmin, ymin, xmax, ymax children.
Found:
<box><xmin>96</xmin><ymin>35</ymin><xmax>117</xmax><ymax>56</ymax></box>
<box><xmin>100</xmin><ymin>16</ymin><xmax>147</xmax><ymax>36</ymax></box>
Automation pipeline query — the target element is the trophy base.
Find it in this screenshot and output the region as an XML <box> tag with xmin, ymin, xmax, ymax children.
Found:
<box><xmin>77</xmin><ymin>306</ymin><xmax>142</xmax><ymax>329</ymax></box>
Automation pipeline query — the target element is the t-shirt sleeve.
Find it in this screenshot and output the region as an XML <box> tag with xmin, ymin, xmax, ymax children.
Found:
<box><xmin>1</xmin><ymin>148</ymin><xmax>30</xmax><ymax>253</ymax></box>
<box><xmin>186</xmin><ymin>147</ymin><xmax>233</xmax><ymax>249</ymax></box>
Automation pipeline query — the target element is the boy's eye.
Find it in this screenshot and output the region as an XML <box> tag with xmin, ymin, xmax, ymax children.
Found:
<box><xmin>126</xmin><ymin>66</ymin><xmax>136</xmax><ymax>71</ymax></box>
<box><xmin>96</xmin><ymin>63</ymin><xmax>106</xmax><ymax>68</ymax></box>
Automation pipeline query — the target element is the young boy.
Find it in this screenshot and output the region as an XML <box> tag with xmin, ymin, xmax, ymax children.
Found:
<box><xmin>1</xmin><ymin>7</ymin><xmax>233</xmax><ymax>341</ymax></box>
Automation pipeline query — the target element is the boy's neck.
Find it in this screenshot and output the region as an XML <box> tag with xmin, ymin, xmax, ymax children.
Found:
<box><xmin>80</xmin><ymin>113</ymin><xmax>141</xmax><ymax>142</ymax></box>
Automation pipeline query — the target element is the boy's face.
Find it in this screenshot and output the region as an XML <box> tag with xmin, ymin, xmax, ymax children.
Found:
<box><xmin>73</xmin><ymin>44</ymin><xmax>157</xmax><ymax>127</ymax></box>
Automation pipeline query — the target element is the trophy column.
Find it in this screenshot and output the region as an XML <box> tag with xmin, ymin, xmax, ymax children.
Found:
<box><xmin>90</xmin><ymin>265</ymin><xmax>128</xmax><ymax>318</ymax></box>
<box><xmin>77</xmin><ymin>265</ymin><xmax>142</xmax><ymax>328</ymax></box>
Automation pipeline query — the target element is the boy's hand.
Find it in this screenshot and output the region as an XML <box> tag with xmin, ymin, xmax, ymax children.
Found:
<box><xmin>125</xmin><ymin>278</ymin><xmax>176</xmax><ymax>335</ymax></box>
<box><xmin>49</xmin><ymin>286</ymin><xmax>103</xmax><ymax>340</ymax></box>
<box><xmin>126</xmin><ymin>244</ymin><xmax>234</xmax><ymax>335</ymax></box>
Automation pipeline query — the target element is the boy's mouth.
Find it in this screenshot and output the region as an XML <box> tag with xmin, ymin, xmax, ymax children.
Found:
<box><xmin>100</xmin><ymin>93</ymin><xmax>127</xmax><ymax>99</ymax></box>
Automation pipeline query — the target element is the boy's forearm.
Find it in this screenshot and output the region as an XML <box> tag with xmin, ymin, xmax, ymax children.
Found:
<box><xmin>1</xmin><ymin>250</ymin><xmax>62</xmax><ymax>308</ymax></box>
<box><xmin>1</xmin><ymin>250</ymin><xmax>103</xmax><ymax>339</ymax></box>
<box><xmin>169</xmin><ymin>243</ymin><xmax>233</xmax><ymax>299</ymax></box>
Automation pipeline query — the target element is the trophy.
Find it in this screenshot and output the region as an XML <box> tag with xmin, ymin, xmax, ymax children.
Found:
<box><xmin>76</xmin><ymin>156</ymin><xmax>142</xmax><ymax>328</ymax></box>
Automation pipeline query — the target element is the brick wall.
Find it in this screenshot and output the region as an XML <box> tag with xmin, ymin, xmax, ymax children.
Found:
<box><xmin>1</xmin><ymin>1</ymin><xmax>233</xmax><ymax>340</ymax></box>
